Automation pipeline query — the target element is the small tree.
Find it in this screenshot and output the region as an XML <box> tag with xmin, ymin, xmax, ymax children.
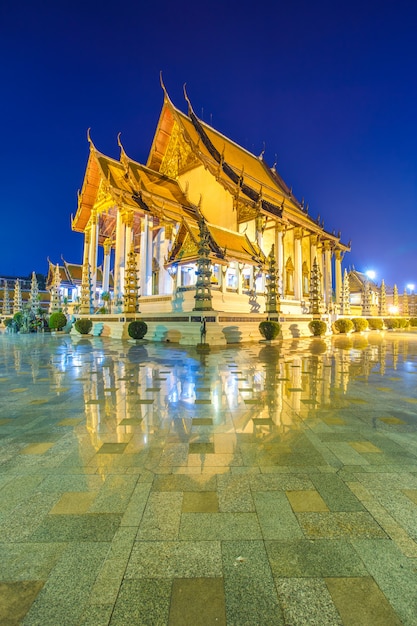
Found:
<box><xmin>351</xmin><ymin>317</ymin><xmax>368</xmax><ymax>332</ymax></box>
<box><xmin>128</xmin><ymin>320</ymin><xmax>148</xmax><ymax>340</ymax></box>
<box><xmin>259</xmin><ymin>320</ymin><xmax>281</xmax><ymax>340</ymax></box>
<box><xmin>74</xmin><ymin>318</ymin><xmax>93</xmax><ymax>335</ymax></box>
<box><xmin>48</xmin><ymin>312</ymin><xmax>67</xmax><ymax>331</ymax></box>
<box><xmin>308</xmin><ymin>320</ymin><xmax>327</xmax><ymax>337</ymax></box>
<box><xmin>334</xmin><ymin>318</ymin><xmax>354</xmax><ymax>334</ymax></box>
<box><xmin>367</xmin><ymin>318</ymin><xmax>384</xmax><ymax>330</ymax></box>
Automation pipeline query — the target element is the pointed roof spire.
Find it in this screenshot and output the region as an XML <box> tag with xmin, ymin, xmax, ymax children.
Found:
<box><xmin>183</xmin><ymin>82</ymin><xmax>193</xmax><ymax>116</ymax></box>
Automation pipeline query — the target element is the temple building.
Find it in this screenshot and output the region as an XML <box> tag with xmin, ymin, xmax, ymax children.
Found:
<box><xmin>71</xmin><ymin>82</ymin><xmax>351</xmax><ymax>342</ymax></box>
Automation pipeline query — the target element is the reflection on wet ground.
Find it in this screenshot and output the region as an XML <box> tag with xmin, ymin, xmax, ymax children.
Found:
<box><xmin>1</xmin><ymin>331</ymin><xmax>417</xmax><ymax>624</ymax></box>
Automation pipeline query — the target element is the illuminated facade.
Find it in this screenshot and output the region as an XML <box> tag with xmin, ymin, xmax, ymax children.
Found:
<box><xmin>72</xmin><ymin>83</ymin><xmax>350</xmax><ymax>323</ymax></box>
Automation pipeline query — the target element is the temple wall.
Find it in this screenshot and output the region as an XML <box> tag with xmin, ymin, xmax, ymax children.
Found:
<box><xmin>178</xmin><ymin>166</ymin><xmax>235</xmax><ymax>230</ymax></box>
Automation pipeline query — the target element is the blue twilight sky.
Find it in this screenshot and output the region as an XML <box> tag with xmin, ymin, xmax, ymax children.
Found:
<box><xmin>0</xmin><ymin>0</ymin><xmax>416</xmax><ymax>288</ymax></box>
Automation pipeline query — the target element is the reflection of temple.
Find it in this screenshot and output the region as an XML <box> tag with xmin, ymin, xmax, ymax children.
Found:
<box><xmin>54</xmin><ymin>337</ymin><xmax>403</xmax><ymax>457</ymax></box>
<box><xmin>69</xmin><ymin>81</ymin><xmax>349</xmax><ymax>338</ymax></box>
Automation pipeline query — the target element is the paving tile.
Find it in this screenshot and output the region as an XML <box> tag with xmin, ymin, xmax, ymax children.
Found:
<box><xmin>126</xmin><ymin>540</ymin><xmax>222</xmax><ymax>578</ymax></box>
<box><xmin>179</xmin><ymin>512</ymin><xmax>262</xmax><ymax>540</ymax></box>
<box><xmin>286</xmin><ymin>489</ymin><xmax>329</xmax><ymax>512</ymax></box>
<box><xmin>20</xmin><ymin>442</ymin><xmax>54</xmax><ymax>454</ymax></box>
<box><xmin>310</xmin><ymin>473</ymin><xmax>364</xmax><ymax>511</ymax></box>
<box><xmin>351</xmin><ymin>538</ymin><xmax>417</xmax><ymax>624</ymax></box>
<box><xmin>97</xmin><ymin>443</ymin><xmax>128</xmax><ymax>454</ymax></box>
<box><xmin>254</xmin><ymin>491</ymin><xmax>304</xmax><ymax>540</ymax></box>
<box><xmin>30</xmin><ymin>513</ymin><xmax>122</xmax><ymax>542</ymax></box>
<box><xmin>265</xmin><ymin>539</ymin><xmax>367</xmax><ymax>577</ymax></box>
<box><xmin>169</xmin><ymin>578</ymin><xmax>226</xmax><ymax>626</ymax></box>
<box><xmin>297</xmin><ymin>511</ymin><xmax>387</xmax><ymax>539</ymax></box>
<box><xmin>222</xmin><ymin>540</ymin><xmax>283</xmax><ymax>624</ymax></box>
<box><xmin>0</xmin><ymin>580</ymin><xmax>45</xmax><ymax>625</ymax></box>
<box><xmin>325</xmin><ymin>576</ymin><xmax>402</xmax><ymax>625</ymax></box>
<box><xmin>182</xmin><ymin>491</ymin><xmax>219</xmax><ymax>512</ymax></box>
<box><xmin>276</xmin><ymin>577</ymin><xmax>343</xmax><ymax>625</ymax></box>
<box><xmin>50</xmin><ymin>491</ymin><xmax>97</xmax><ymax>514</ymax></box>
<box><xmin>136</xmin><ymin>492</ymin><xmax>182</xmax><ymax>540</ymax></box>
<box><xmin>111</xmin><ymin>579</ymin><xmax>172</xmax><ymax>625</ymax></box>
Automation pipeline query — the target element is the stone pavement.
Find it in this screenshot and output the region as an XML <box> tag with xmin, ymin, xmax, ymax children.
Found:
<box><xmin>0</xmin><ymin>331</ymin><xmax>417</xmax><ymax>625</ymax></box>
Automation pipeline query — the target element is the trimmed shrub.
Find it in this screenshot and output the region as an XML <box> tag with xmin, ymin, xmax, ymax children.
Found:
<box><xmin>334</xmin><ymin>318</ymin><xmax>354</xmax><ymax>334</ymax></box>
<box><xmin>367</xmin><ymin>318</ymin><xmax>384</xmax><ymax>331</ymax></box>
<box><xmin>308</xmin><ymin>320</ymin><xmax>327</xmax><ymax>337</ymax></box>
<box><xmin>384</xmin><ymin>318</ymin><xmax>400</xmax><ymax>329</ymax></box>
<box><xmin>3</xmin><ymin>318</ymin><xmax>13</xmax><ymax>328</ymax></box>
<box><xmin>75</xmin><ymin>318</ymin><xmax>93</xmax><ymax>335</ymax></box>
<box><xmin>259</xmin><ymin>321</ymin><xmax>281</xmax><ymax>340</ymax></box>
<box><xmin>48</xmin><ymin>312</ymin><xmax>67</xmax><ymax>331</ymax></box>
<box><xmin>351</xmin><ymin>317</ymin><xmax>368</xmax><ymax>332</ymax></box>
<box><xmin>397</xmin><ymin>318</ymin><xmax>409</xmax><ymax>328</ymax></box>
<box><xmin>409</xmin><ymin>318</ymin><xmax>417</xmax><ymax>327</ymax></box>
<box><xmin>128</xmin><ymin>320</ymin><xmax>148</xmax><ymax>340</ymax></box>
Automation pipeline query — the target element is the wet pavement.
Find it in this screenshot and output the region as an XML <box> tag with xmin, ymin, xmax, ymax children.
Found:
<box><xmin>1</xmin><ymin>331</ymin><xmax>417</xmax><ymax>625</ymax></box>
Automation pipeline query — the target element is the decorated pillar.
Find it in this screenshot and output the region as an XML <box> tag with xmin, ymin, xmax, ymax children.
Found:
<box><xmin>102</xmin><ymin>238</ymin><xmax>112</xmax><ymax>294</ymax></box>
<box><xmin>294</xmin><ymin>227</ymin><xmax>303</xmax><ymax>301</ymax></box>
<box><xmin>193</xmin><ymin>215</ymin><xmax>213</xmax><ymax>311</ymax></box>
<box><xmin>88</xmin><ymin>209</ymin><xmax>99</xmax><ymax>304</ymax></box>
<box><xmin>334</xmin><ymin>249</ymin><xmax>343</xmax><ymax>306</ymax></box>
<box><xmin>13</xmin><ymin>279</ymin><xmax>22</xmax><ymax>314</ymax></box>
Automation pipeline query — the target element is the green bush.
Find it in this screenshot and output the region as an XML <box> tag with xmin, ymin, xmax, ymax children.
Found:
<box><xmin>351</xmin><ymin>317</ymin><xmax>368</xmax><ymax>332</ymax></box>
<box><xmin>48</xmin><ymin>312</ymin><xmax>67</xmax><ymax>331</ymax></box>
<box><xmin>3</xmin><ymin>318</ymin><xmax>13</xmax><ymax>328</ymax></box>
<box><xmin>75</xmin><ymin>318</ymin><xmax>93</xmax><ymax>335</ymax></box>
<box><xmin>259</xmin><ymin>320</ymin><xmax>281</xmax><ymax>340</ymax></box>
<box><xmin>367</xmin><ymin>318</ymin><xmax>384</xmax><ymax>330</ymax></box>
<box><xmin>409</xmin><ymin>318</ymin><xmax>417</xmax><ymax>327</ymax></box>
<box><xmin>397</xmin><ymin>318</ymin><xmax>409</xmax><ymax>328</ymax></box>
<box><xmin>128</xmin><ymin>320</ymin><xmax>148</xmax><ymax>340</ymax></box>
<box><xmin>13</xmin><ymin>311</ymin><xmax>23</xmax><ymax>330</ymax></box>
<box><xmin>384</xmin><ymin>318</ymin><xmax>400</xmax><ymax>329</ymax></box>
<box><xmin>308</xmin><ymin>320</ymin><xmax>327</xmax><ymax>337</ymax></box>
<box><xmin>334</xmin><ymin>318</ymin><xmax>354</xmax><ymax>334</ymax></box>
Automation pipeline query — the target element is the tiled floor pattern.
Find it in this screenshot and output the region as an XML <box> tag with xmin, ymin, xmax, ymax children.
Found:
<box><xmin>0</xmin><ymin>331</ymin><xmax>417</xmax><ymax>624</ymax></box>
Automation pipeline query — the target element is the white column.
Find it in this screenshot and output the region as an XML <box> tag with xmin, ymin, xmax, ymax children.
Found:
<box><xmin>83</xmin><ymin>228</ymin><xmax>91</xmax><ymax>268</ymax></box>
<box><xmin>335</xmin><ymin>249</ymin><xmax>342</xmax><ymax>306</ymax></box>
<box><xmin>276</xmin><ymin>224</ymin><xmax>284</xmax><ymax>296</ymax></box>
<box><xmin>88</xmin><ymin>210</ymin><xmax>99</xmax><ymax>304</ymax></box>
<box><xmin>310</xmin><ymin>234</ymin><xmax>318</xmax><ymax>269</ymax></box>
<box><xmin>114</xmin><ymin>208</ymin><xmax>126</xmax><ymax>299</ymax></box>
<box><xmin>102</xmin><ymin>238</ymin><xmax>112</xmax><ymax>294</ymax></box>
<box><xmin>294</xmin><ymin>228</ymin><xmax>303</xmax><ymax>301</ymax></box>
<box><xmin>323</xmin><ymin>241</ymin><xmax>332</xmax><ymax>307</ymax></box>
<box><xmin>146</xmin><ymin>216</ymin><xmax>153</xmax><ymax>295</ymax></box>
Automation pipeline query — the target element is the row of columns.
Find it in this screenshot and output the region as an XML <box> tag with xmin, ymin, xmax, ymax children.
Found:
<box><xmin>83</xmin><ymin>208</ymin><xmax>343</xmax><ymax>309</ymax></box>
<box><xmin>270</xmin><ymin>224</ymin><xmax>343</xmax><ymax>307</ymax></box>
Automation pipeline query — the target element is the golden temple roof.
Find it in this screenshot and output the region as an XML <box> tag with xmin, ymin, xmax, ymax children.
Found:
<box><xmin>167</xmin><ymin>219</ymin><xmax>265</xmax><ymax>266</ymax></box>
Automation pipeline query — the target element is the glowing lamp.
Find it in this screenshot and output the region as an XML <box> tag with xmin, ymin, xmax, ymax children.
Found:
<box><xmin>388</xmin><ymin>305</ymin><xmax>399</xmax><ymax>315</ymax></box>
